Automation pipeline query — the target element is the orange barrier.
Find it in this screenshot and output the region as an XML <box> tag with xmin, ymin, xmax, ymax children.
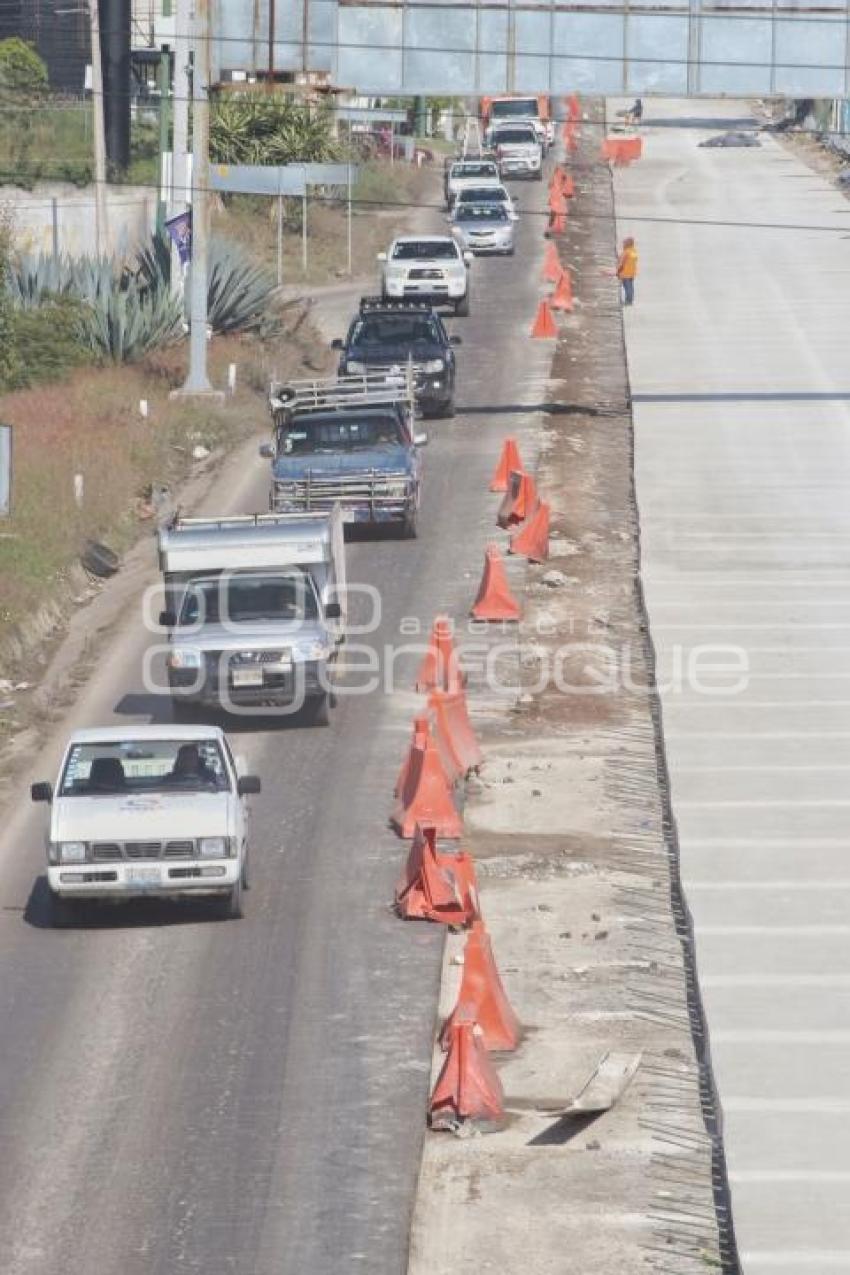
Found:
<box><xmin>531</xmin><ymin>299</ymin><xmax>558</xmax><ymax>338</ymax></box>
<box><xmin>497</xmin><ymin>469</ymin><xmax>538</xmax><ymax>529</ymax></box>
<box><xmin>440</xmin><ymin>920</ymin><xmax>521</xmax><ymax>1053</ymax></box>
<box><xmin>601</xmin><ymin>136</ymin><xmax>643</xmax><ymax>165</ymax></box>
<box><xmin>415</xmin><ymin>614</ymin><xmax>465</xmax><ymax>693</ymax></box>
<box><xmin>470</xmin><ymin>544</ymin><xmax>521</xmax><ymax>622</ymax></box>
<box><xmin>548</xmin><ymin>187</ymin><xmax>567</xmax><ymax>216</ymax></box>
<box><xmin>489</xmin><ymin>436</ymin><xmax>524</xmax><ymax>492</ymax></box>
<box><xmin>391</xmin><ymin>730</ymin><xmax>462</xmax><ymax>839</ymax></box>
<box><xmin>429</xmin><ymin>687</ymin><xmax>484</xmax><ymax>776</ymax></box>
<box><xmin>395</xmin><ymin>825</ymin><xmax>477</xmax><ymax>924</ymax></box>
<box><xmin>542</xmin><ymin>241</ymin><xmax>561</xmax><ymax>285</ymax></box>
<box><xmin>550</xmin><ymin>266</ymin><xmax>574</xmax><ymax>312</ymax></box>
<box><xmin>394</xmin><ymin>713</ymin><xmax>431</xmax><ymax>797</ymax></box>
<box><xmin>430</xmin><ymin>1007</ymin><xmax>506</xmax><ymax>1129</ymax></box>
<box><xmin>509</xmin><ymin>499</ymin><xmax>550</xmax><ymax>563</ymax></box>
<box><xmin>548</xmin><ymin>210</ymin><xmax>567</xmax><ymax>236</ymax></box>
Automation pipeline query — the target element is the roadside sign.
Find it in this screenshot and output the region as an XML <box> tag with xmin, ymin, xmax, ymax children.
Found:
<box><xmin>0</xmin><ymin>424</ymin><xmax>10</xmax><ymax>517</ymax></box>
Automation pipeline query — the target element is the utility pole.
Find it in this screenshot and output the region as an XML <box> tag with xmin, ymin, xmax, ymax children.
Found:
<box><xmin>178</xmin><ymin>0</ymin><xmax>214</xmax><ymax>396</ymax></box>
<box><xmin>89</xmin><ymin>0</ymin><xmax>109</xmax><ymax>256</ymax></box>
<box><xmin>157</xmin><ymin>46</ymin><xmax>171</xmax><ymax>238</ymax></box>
<box><xmin>268</xmin><ymin>0</ymin><xmax>275</xmax><ymax>85</ymax></box>
<box><xmin>170</xmin><ymin>0</ymin><xmax>191</xmax><ymax>293</ymax></box>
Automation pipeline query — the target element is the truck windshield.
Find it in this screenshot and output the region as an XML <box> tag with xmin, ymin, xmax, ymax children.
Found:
<box><xmin>178</xmin><ymin>572</ymin><xmax>319</xmax><ymax>625</ymax></box>
<box><xmin>492</xmin><ymin>99</ymin><xmax>539</xmax><ymax>119</ymax></box>
<box><xmin>492</xmin><ymin>128</ymin><xmax>537</xmax><ymax>144</ymax></box>
<box><xmin>351</xmin><ymin>315</ymin><xmax>441</xmax><ymax>346</ymax></box>
<box><xmin>60</xmin><ymin>739</ymin><xmax>230</xmax><ymax>795</ymax></box>
<box><xmin>280</xmin><ymin>413</ymin><xmax>403</xmax><ymax>453</ymax></box>
<box><xmin>391</xmin><ymin>241</ymin><xmax>459</xmax><ymax>261</ymax></box>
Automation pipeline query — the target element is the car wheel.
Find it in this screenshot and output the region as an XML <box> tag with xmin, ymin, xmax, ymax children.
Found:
<box><xmin>213</xmin><ymin>874</ymin><xmax>243</xmax><ymax>921</ymax></box>
<box><xmin>440</xmin><ymin>399</ymin><xmax>456</xmax><ymax>419</ymax></box>
<box><xmin>454</xmin><ymin>293</ymin><xmax>470</xmax><ymax>317</ymax></box>
<box><xmin>534</xmin><ymin>169</ymin><xmax>543</xmax><ymax>181</ymax></box>
<box><xmin>401</xmin><ymin>508</ymin><xmax>419</xmax><ymax>539</ymax></box>
<box><xmin>305</xmin><ymin>692</ymin><xmax>331</xmax><ymax>727</ymax></box>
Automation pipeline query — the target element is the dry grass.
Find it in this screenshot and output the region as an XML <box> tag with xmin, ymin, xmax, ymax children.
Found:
<box><xmin>212</xmin><ymin>160</ymin><xmax>435</xmax><ymax>287</ymax></box>
<box><xmin>0</xmin><ymin>315</ymin><xmax>329</xmax><ymax>657</ymax></box>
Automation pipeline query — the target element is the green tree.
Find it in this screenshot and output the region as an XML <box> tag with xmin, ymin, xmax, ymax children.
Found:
<box><xmin>0</xmin><ymin>39</ymin><xmax>48</xmax><ymax>101</ymax></box>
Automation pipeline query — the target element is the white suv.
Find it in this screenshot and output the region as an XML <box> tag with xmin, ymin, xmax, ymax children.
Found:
<box><xmin>378</xmin><ymin>236</ymin><xmax>472</xmax><ymax>317</ymax></box>
<box><xmin>31</xmin><ymin>724</ymin><xmax>261</xmax><ymax>924</ymax></box>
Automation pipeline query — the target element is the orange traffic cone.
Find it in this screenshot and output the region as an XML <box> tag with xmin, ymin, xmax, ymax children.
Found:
<box><xmin>548</xmin><ymin>210</ymin><xmax>567</xmax><ymax>237</ymax></box>
<box><xmin>391</xmin><ymin>731</ymin><xmax>462</xmax><ymax>839</ymax></box>
<box><xmin>394</xmin><ymin>713</ymin><xmax>431</xmax><ymax>798</ymax></box>
<box><xmin>440</xmin><ymin>920</ymin><xmax>521</xmax><ymax>1052</ymax></box>
<box><xmin>509</xmin><ymin>499</ymin><xmax>550</xmax><ymax>563</ymax></box>
<box><xmin>489</xmin><ymin>436</ymin><xmax>524</xmax><ymax>493</ymax></box>
<box><xmin>541</xmin><ymin>242</ymin><xmax>561</xmax><ymax>286</ymax></box>
<box><xmin>531</xmin><ymin>299</ymin><xmax>558</xmax><ymax>338</ymax></box>
<box><xmin>430</xmin><ymin>1008</ymin><xmax>506</xmax><ymax>1129</ymax></box>
<box><xmin>567</xmin><ymin>93</ymin><xmax>581</xmax><ymax>122</ymax></box>
<box><xmin>429</xmin><ymin>687</ymin><xmax>483</xmax><ymax>777</ymax></box>
<box><xmin>470</xmin><ymin>545</ymin><xmax>521</xmax><ymax>622</ymax></box>
<box><xmin>550</xmin><ymin>267</ymin><xmax>574</xmax><ymax>312</ymax></box>
<box><xmin>567</xmin><ymin>129</ymin><xmax>579</xmax><ymax>154</ymax></box>
<box><xmin>548</xmin><ymin>188</ymin><xmax>567</xmax><ymax>215</ymax></box>
<box><xmin>395</xmin><ymin>825</ymin><xmax>477</xmax><ymax>924</ymax></box>
<box><xmin>415</xmin><ymin>614</ymin><xmax>465</xmax><ymax>693</ymax></box>
<box><xmin>561</xmin><ymin>172</ymin><xmax>576</xmax><ymax>199</ymax></box>
<box><xmin>497</xmin><ymin>469</ymin><xmax>538</xmax><ymax>529</ymax></box>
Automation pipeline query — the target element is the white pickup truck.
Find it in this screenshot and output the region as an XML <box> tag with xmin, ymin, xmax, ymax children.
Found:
<box><xmin>31</xmin><ymin>724</ymin><xmax>261</xmax><ymax>925</ymax></box>
<box><xmin>378</xmin><ymin>235</ymin><xmax>472</xmax><ymax>316</ymax></box>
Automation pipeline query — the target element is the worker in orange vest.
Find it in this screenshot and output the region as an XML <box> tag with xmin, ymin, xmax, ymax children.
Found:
<box><xmin>617</xmin><ymin>237</ymin><xmax>638</xmax><ymax>306</ymax></box>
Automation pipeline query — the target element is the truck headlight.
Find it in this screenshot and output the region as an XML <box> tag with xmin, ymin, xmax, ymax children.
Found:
<box><xmin>168</xmin><ymin>648</ymin><xmax>201</xmax><ymax>670</ymax></box>
<box><xmin>345</xmin><ymin>360</ymin><xmax>367</xmax><ymax>374</ymax></box>
<box><xmin>58</xmin><ymin>841</ymin><xmax>86</xmax><ymax>863</ymax></box>
<box><xmin>199</xmin><ymin>837</ymin><xmax>229</xmax><ymax>858</ymax></box>
<box><xmin>423</xmin><ymin>359</ymin><xmax>445</xmax><ymax>374</ymax></box>
<box><xmin>299</xmin><ymin>640</ymin><xmax>331</xmax><ymax>661</ymax></box>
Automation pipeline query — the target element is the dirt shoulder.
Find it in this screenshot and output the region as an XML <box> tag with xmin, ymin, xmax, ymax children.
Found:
<box><xmin>408</xmin><ymin>117</ymin><xmax>733</xmax><ymax>1274</ymax></box>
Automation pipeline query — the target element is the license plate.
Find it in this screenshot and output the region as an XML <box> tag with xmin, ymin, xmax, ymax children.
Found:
<box><xmin>126</xmin><ymin>866</ymin><xmax>160</xmax><ymax>886</ymax></box>
<box><xmin>232</xmin><ymin>668</ymin><xmax>264</xmax><ymax>687</ymax></box>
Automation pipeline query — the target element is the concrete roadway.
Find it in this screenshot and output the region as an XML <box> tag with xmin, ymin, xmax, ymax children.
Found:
<box><xmin>618</xmin><ymin>99</ymin><xmax>850</xmax><ymax>1271</ymax></box>
<box><xmin>0</xmin><ymin>185</ymin><xmax>553</xmax><ymax>1273</ymax></box>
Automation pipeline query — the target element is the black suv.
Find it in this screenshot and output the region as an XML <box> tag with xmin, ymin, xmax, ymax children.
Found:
<box><xmin>331</xmin><ymin>299</ymin><xmax>461</xmax><ymax>419</ymax></box>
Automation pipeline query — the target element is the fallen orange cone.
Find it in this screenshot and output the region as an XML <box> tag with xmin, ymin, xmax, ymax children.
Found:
<box><xmin>470</xmin><ymin>544</ymin><xmax>521</xmax><ymax>622</ymax></box>
<box><xmin>497</xmin><ymin>469</ymin><xmax>538</xmax><ymax>529</ymax></box>
<box><xmin>395</xmin><ymin>825</ymin><xmax>477</xmax><ymax>925</ymax></box>
<box><xmin>391</xmin><ymin>730</ymin><xmax>462</xmax><ymax>839</ymax></box>
<box><xmin>429</xmin><ymin>687</ymin><xmax>483</xmax><ymax>777</ymax></box>
<box><xmin>550</xmin><ymin>267</ymin><xmax>574</xmax><ymax>312</ymax></box>
<box><xmin>489</xmin><ymin>436</ymin><xmax>524</xmax><ymax>492</ymax></box>
<box><xmin>441</xmin><ymin>920</ymin><xmax>521</xmax><ymax>1053</ymax></box>
<box><xmin>531</xmin><ymin>299</ymin><xmax>558</xmax><ymax>338</ymax></box>
<box><xmin>509</xmin><ymin>499</ymin><xmax>550</xmax><ymax>563</ymax></box>
<box><xmin>415</xmin><ymin>614</ymin><xmax>465</xmax><ymax>693</ymax></box>
<box><xmin>430</xmin><ymin>1007</ymin><xmax>505</xmax><ymax>1130</ymax></box>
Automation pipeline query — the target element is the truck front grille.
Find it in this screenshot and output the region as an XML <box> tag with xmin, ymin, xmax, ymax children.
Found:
<box><xmin>90</xmin><ymin>840</ymin><xmax>198</xmax><ymax>862</ymax></box>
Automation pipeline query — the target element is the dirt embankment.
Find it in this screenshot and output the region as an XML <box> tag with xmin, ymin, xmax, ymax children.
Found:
<box><xmin>409</xmin><ymin>115</ymin><xmax>735</xmax><ymax>1275</ymax></box>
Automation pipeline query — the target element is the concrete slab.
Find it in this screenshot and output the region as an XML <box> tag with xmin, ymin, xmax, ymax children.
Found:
<box><xmin>617</xmin><ymin>96</ymin><xmax>850</xmax><ymax>1269</ymax></box>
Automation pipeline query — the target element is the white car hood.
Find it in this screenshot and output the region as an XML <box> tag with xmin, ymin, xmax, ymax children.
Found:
<box><xmin>52</xmin><ymin>792</ymin><xmax>234</xmax><ymax>843</ymax></box>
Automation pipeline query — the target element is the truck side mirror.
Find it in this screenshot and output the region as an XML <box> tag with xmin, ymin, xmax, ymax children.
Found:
<box><xmin>450</xmin><ymin>335</ymin><xmax>462</xmax><ymax>347</ymax></box>
<box><xmin>325</xmin><ymin>602</ymin><xmax>342</xmax><ymax>620</ymax></box>
<box><xmin>237</xmin><ymin>775</ymin><xmax>262</xmax><ymax>796</ymax></box>
<box><xmin>159</xmin><ymin>609</ymin><xmax>177</xmax><ymax>627</ymax></box>
<box><xmin>414</xmin><ymin>432</ymin><xmax>429</xmax><ymax>447</ymax></box>
<box><xmin>258</xmin><ymin>442</ymin><xmax>275</xmax><ymax>460</ymax></box>
<box><xmin>376</xmin><ymin>251</ymin><xmax>388</xmax><ymax>262</ymax></box>
<box><xmin>330</xmin><ymin>338</ymin><xmax>344</xmax><ymax>350</ymax></box>
<box><xmin>31</xmin><ymin>782</ymin><xmax>53</xmax><ymax>804</ymax></box>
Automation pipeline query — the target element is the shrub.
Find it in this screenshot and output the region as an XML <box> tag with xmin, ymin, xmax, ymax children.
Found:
<box><xmin>0</xmin><ymin>39</ymin><xmax>47</xmax><ymax>101</ymax></box>
<box><xmin>9</xmin><ymin>299</ymin><xmax>94</xmax><ymax>387</ymax></box>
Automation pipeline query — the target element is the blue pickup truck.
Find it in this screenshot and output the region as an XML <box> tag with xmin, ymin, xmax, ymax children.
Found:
<box><xmin>261</xmin><ymin>375</ymin><xmax>428</xmax><ymax>539</ymax></box>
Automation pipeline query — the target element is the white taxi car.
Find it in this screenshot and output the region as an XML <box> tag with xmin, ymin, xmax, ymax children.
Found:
<box><xmin>31</xmin><ymin>724</ymin><xmax>261</xmax><ymax>924</ymax></box>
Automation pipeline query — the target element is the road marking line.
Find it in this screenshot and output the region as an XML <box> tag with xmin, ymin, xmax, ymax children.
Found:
<box><xmin>714</xmin><ymin>1031</ymin><xmax>850</xmax><ymax>1043</ymax></box>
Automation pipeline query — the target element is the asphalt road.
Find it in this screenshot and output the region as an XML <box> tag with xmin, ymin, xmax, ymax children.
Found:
<box><xmin>618</xmin><ymin>99</ymin><xmax>850</xmax><ymax>1271</ymax></box>
<box><xmin>0</xmin><ymin>179</ymin><xmax>554</xmax><ymax>1275</ymax></box>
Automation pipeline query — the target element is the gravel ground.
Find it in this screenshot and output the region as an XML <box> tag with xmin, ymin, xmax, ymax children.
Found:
<box><xmin>408</xmin><ymin>110</ymin><xmax>736</xmax><ymax>1275</ymax></box>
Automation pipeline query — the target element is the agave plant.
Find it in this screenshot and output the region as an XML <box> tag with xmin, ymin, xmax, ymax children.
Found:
<box><xmin>78</xmin><ymin>282</ymin><xmax>183</xmax><ymax>362</ymax></box>
<box><xmin>137</xmin><ymin>230</ymin><xmax>277</xmax><ymax>335</ymax></box>
<box><xmin>7</xmin><ymin>251</ymin><xmax>118</xmax><ymax>310</ymax></box>
<box><xmin>211</xmin><ymin>93</ymin><xmax>339</xmax><ymax>166</ymax></box>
